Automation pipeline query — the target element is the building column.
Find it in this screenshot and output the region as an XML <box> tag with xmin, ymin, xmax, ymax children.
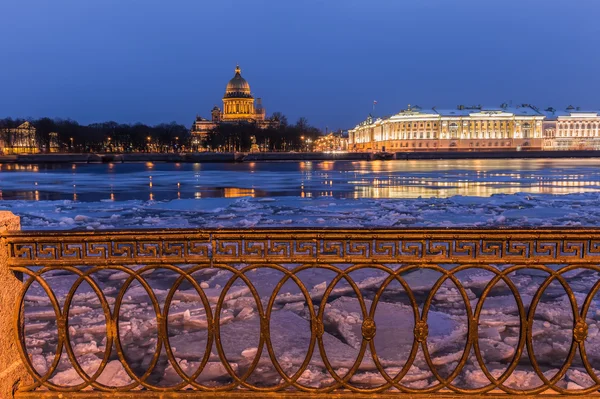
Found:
<box><xmin>0</xmin><ymin>211</ymin><xmax>32</xmax><ymax>399</ymax></box>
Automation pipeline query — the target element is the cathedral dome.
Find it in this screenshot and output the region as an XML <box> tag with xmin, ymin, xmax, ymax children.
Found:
<box><xmin>225</xmin><ymin>65</ymin><xmax>252</xmax><ymax>98</ymax></box>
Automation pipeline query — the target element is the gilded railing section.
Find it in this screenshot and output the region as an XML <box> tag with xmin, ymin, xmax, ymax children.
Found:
<box><xmin>6</xmin><ymin>228</ymin><xmax>600</xmax><ymax>397</ymax></box>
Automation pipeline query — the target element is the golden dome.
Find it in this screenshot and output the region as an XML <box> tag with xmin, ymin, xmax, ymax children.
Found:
<box><xmin>225</xmin><ymin>65</ymin><xmax>252</xmax><ymax>98</ymax></box>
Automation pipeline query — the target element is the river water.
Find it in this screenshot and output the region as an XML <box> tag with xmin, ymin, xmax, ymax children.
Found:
<box><xmin>2</xmin><ymin>158</ymin><xmax>600</xmax><ymax>201</ymax></box>
<box><xmin>1</xmin><ymin>158</ymin><xmax>600</xmax><ymax>229</ymax></box>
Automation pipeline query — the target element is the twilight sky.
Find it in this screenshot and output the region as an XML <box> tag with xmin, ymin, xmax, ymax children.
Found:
<box><xmin>0</xmin><ymin>0</ymin><xmax>599</xmax><ymax>130</ymax></box>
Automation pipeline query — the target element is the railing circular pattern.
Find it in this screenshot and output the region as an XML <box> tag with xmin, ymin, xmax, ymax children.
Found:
<box><xmin>13</xmin><ymin>262</ymin><xmax>600</xmax><ymax>395</ymax></box>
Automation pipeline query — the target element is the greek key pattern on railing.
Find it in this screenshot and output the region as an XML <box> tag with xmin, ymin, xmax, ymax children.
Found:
<box><xmin>6</xmin><ymin>229</ymin><xmax>600</xmax><ymax>265</ymax></box>
<box><xmin>6</xmin><ymin>228</ymin><xmax>600</xmax><ymax>397</ymax></box>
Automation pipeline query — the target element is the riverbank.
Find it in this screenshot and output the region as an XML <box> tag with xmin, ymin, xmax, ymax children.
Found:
<box><xmin>2</xmin><ymin>150</ymin><xmax>600</xmax><ymax>163</ymax></box>
<box><xmin>0</xmin><ymin>152</ymin><xmax>371</xmax><ymax>163</ymax></box>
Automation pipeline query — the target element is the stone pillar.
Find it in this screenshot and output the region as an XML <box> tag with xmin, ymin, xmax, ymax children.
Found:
<box><xmin>0</xmin><ymin>211</ymin><xmax>31</xmax><ymax>399</ymax></box>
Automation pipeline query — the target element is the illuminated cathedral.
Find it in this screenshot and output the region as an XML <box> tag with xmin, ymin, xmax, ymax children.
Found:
<box><xmin>191</xmin><ymin>65</ymin><xmax>279</xmax><ymax>148</ymax></box>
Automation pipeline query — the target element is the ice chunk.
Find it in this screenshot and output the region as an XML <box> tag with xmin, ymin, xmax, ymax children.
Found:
<box><xmin>323</xmin><ymin>296</ymin><xmax>458</xmax><ymax>364</ymax></box>
<box><xmin>96</xmin><ymin>360</ymin><xmax>133</xmax><ymax>387</ymax></box>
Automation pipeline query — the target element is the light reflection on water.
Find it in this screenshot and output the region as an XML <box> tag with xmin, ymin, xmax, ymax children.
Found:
<box><xmin>1</xmin><ymin>159</ymin><xmax>600</xmax><ymax>201</ymax></box>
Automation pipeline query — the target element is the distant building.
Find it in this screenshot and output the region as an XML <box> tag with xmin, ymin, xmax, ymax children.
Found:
<box><xmin>314</xmin><ymin>131</ymin><xmax>349</xmax><ymax>152</ymax></box>
<box><xmin>348</xmin><ymin>104</ymin><xmax>544</xmax><ymax>152</ymax></box>
<box><xmin>542</xmin><ymin>106</ymin><xmax>600</xmax><ymax>150</ymax></box>
<box><xmin>0</xmin><ymin>122</ymin><xmax>39</xmax><ymax>154</ymax></box>
<box><xmin>191</xmin><ymin>65</ymin><xmax>279</xmax><ymax>149</ymax></box>
<box><xmin>190</xmin><ymin>115</ymin><xmax>218</xmax><ymax>150</ymax></box>
<box><xmin>48</xmin><ymin>132</ymin><xmax>61</xmax><ymax>153</ymax></box>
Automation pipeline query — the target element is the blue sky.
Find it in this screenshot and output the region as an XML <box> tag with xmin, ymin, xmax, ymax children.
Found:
<box><xmin>0</xmin><ymin>0</ymin><xmax>598</xmax><ymax>130</ymax></box>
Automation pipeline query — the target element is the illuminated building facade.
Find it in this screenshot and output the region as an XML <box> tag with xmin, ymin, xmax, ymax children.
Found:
<box><xmin>314</xmin><ymin>131</ymin><xmax>349</xmax><ymax>152</ymax></box>
<box><xmin>191</xmin><ymin>65</ymin><xmax>279</xmax><ymax>148</ymax></box>
<box><xmin>0</xmin><ymin>122</ymin><xmax>39</xmax><ymax>154</ymax></box>
<box><xmin>349</xmin><ymin>104</ymin><xmax>544</xmax><ymax>152</ymax></box>
<box><xmin>221</xmin><ymin>65</ymin><xmax>266</xmax><ymax>123</ymax></box>
<box><xmin>542</xmin><ymin>106</ymin><xmax>600</xmax><ymax>150</ymax></box>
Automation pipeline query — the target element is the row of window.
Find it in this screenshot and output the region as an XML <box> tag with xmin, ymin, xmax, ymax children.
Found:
<box><xmin>557</xmin><ymin>125</ymin><xmax>600</xmax><ymax>130</ymax></box>
<box><xmin>383</xmin><ymin>122</ymin><xmax>516</xmax><ymax>129</ymax></box>
<box><xmin>557</xmin><ymin>131</ymin><xmax>600</xmax><ymax>137</ymax></box>
<box><xmin>376</xmin><ymin>132</ymin><xmax>438</xmax><ymax>140</ymax></box>
<box><xmin>361</xmin><ymin>125</ymin><xmax>534</xmax><ymax>137</ymax></box>
<box><xmin>374</xmin><ymin>141</ymin><xmax>516</xmax><ymax>149</ymax></box>
<box><xmin>368</xmin><ymin>131</ymin><xmax>525</xmax><ymax>141</ymax></box>
<box><xmin>380</xmin><ymin>121</ymin><xmax>535</xmax><ymax>128</ymax></box>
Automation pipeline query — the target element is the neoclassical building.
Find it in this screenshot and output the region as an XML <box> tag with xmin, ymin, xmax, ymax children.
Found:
<box><xmin>349</xmin><ymin>104</ymin><xmax>544</xmax><ymax>152</ymax></box>
<box><xmin>542</xmin><ymin>106</ymin><xmax>600</xmax><ymax>150</ymax></box>
<box><xmin>314</xmin><ymin>131</ymin><xmax>349</xmax><ymax>152</ymax></box>
<box><xmin>191</xmin><ymin>65</ymin><xmax>278</xmax><ymax>148</ymax></box>
<box><xmin>0</xmin><ymin>122</ymin><xmax>38</xmax><ymax>154</ymax></box>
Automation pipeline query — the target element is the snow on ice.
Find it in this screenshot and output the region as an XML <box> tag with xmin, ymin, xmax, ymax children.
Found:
<box><xmin>1</xmin><ymin>192</ymin><xmax>600</xmax><ymax>230</ymax></box>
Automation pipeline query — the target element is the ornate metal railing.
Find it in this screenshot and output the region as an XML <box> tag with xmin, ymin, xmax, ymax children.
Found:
<box><xmin>6</xmin><ymin>228</ymin><xmax>600</xmax><ymax>397</ymax></box>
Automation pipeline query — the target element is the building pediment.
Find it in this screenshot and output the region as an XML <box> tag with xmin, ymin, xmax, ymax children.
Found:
<box><xmin>17</xmin><ymin>121</ymin><xmax>34</xmax><ymax>129</ymax></box>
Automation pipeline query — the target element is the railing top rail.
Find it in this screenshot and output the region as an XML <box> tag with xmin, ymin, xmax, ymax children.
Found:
<box><xmin>5</xmin><ymin>228</ymin><xmax>600</xmax><ymax>266</ymax></box>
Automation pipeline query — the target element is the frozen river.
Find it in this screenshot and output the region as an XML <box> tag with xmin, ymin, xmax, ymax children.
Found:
<box><xmin>2</xmin><ymin>158</ymin><xmax>600</xmax><ymax>229</ymax></box>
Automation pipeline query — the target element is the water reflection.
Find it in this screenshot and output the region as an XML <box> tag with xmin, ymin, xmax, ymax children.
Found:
<box><xmin>351</xmin><ymin>179</ymin><xmax>600</xmax><ymax>199</ymax></box>
<box><xmin>0</xmin><ymin>164</ymin><xmax>39</xmax><ymax>172</ymax></box>
<box><xmin>224</xmin><ymin>188</ymin><xmax>255</xmax><ymax>198</ymax></box>
<box><xmin>1</xmin><ymin>159</ymin><xmax>600</xmax><ymax>201</ymax></box>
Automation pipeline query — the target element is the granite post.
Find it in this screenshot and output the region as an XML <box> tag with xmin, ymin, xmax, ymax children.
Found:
<box><xmin>0</xmin><ymin>211</ymin><xmax>32</xmax><ymax>398</ymax></box>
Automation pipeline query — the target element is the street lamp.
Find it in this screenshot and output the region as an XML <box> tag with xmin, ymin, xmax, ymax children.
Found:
<box><xmin>70</xmin><ymin>137</ymin><xmax>74</xmax><ymax>152</ymax></box>
<box><xmin>147</xmin><ymin>136</ymin><xmax>151</xmax><ymax>153</ymax></box>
